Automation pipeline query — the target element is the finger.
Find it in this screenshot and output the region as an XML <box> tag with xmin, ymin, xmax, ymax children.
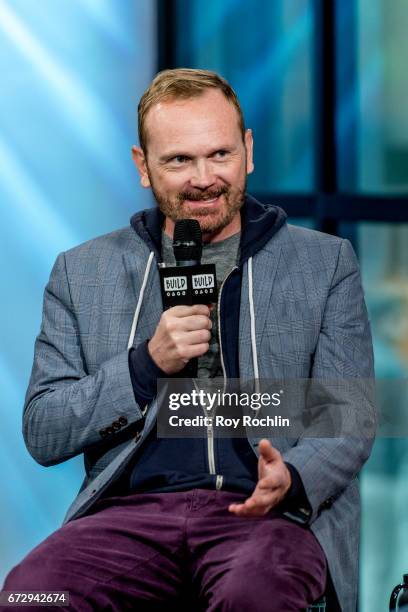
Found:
<box><xmin>257</xmin><ymin>464</ymin><xmax>292</xmax><ymax>498</ymax></box>
<box><xmin>258</xmin><ymin>459</ymin><xmax>287</xmax><ymax>483</ymax></box>
<box><xmin>250</xmin><ymin>481</ymin><xmax>282</xmax><ymax>504</ymax></box>
<box><xmin>231</xmin><ymin>491</ymin><xmax>272</xmax><ymax>510</ymax></box>
<box><xmin>169</xmin><ymin>304</ymin><xmax>210</xmax><ymax>317</ymax></box>
<box><xmin>180</xmin><ymin>315</ymin><xmax>213</xmax><ymax>332</ymax></box>
<box><xmin>239</xmin><ymin>484</ymin><xmax>281</xmax><ymax>506</ymax></box>
<box><xmin>228</xmin><ymin>499</ymin><xmax>256</xmax><ymax>513</ymax></box>
<box><xmin>258</xmin><ymin>439</ymin><xmax>281</xmax><ymax>463</ymax></box>
<box><xmin>181</xmin><ymin>342</ymin><xmax>210</xmax><ymax>360</ymax></box>
<box><xmin>228</xmin><ymin>497</ymin><xmax>275</xmax><ymax>517</ymax></box>
<box><xmin>182</xmin><ymin>329</ymin><xmax>211</xmax><ymax>346</ymax></box>
<box><xmin>257</xmin><ymin>476</ymin><xmax>281</xmax><ymax>491</ymax></box>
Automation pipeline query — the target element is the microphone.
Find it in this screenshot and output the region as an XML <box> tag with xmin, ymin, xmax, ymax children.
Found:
<box><xmin>173</xmin><ymin>219</ymin><xmax>202</xmax><ymax>266</ymax></box>
<box><xmin>159</xmin><ymin>219</ymin><xmax>218</xmax><ymax>310</ymax></box>
<box><xmin>158</xmin><ymin>219</ymin><xmax>218</xmax><ymax>378</ymax></box>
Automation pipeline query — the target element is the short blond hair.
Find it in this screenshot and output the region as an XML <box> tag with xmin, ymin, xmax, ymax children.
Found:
<box><xmin>138</xmin><ymin>68</ymin><xmax>245</xmax><ymax>153</ymax></box>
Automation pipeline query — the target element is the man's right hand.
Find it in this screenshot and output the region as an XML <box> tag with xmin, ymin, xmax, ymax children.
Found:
<box><xmin>147</xmin><ymin>304</ymin><xmax>212</xmax><ymax>374</ymax></box>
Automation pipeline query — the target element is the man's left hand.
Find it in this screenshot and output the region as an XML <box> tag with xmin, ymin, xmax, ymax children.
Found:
<box><xmin>228</xmin><ymin>439</ymin><xmax>292</xmax><ymax>517</ymax></box>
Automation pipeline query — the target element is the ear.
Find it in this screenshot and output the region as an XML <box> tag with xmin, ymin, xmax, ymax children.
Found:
<box><xmin>244</xmin><ymin>129</ymin><xmax>254</xmax><ymax>175</ymax></box>
<box><xmin>131</xmin><ymin>146</ymin><xmax>151</xmax><ymax>188</ymax></box>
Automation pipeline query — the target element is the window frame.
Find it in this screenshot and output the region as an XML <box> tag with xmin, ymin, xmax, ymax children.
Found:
<box><xmin>157</xmin><ymin>0</ymin><xmax>408</xmax><ymax>242</ymax></box>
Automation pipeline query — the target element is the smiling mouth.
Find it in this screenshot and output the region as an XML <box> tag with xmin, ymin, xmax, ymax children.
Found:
<box><xmin>184</xmin><ymin>195</ymin><xmax>221</xmax><ymax>206</ymax></box>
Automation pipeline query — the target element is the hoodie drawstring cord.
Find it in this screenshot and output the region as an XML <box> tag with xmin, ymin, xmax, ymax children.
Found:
<box><xmin>127</xmin><ymin>251</ymin><xmax>155</xmax><ymax>349</ymax></box>
<box><xmin>248</xmin><ymin>256</ymin><xmax>260</xmax><ymax>386</ymax></box>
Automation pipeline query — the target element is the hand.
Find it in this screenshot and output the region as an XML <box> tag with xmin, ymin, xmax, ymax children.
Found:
<box><xmin>228</xmin><ymin>439</ymin><xmax>292</xmax><ymax>517</ymax></box>
<box><xmin>148</xmin><ymin>304</ymin><xmax>212</xmax><ymax>374</ymax></box>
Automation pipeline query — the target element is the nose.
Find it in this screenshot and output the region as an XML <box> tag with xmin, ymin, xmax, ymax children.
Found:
<box><xmin>189</xmin><ymin>159</ymin><xmax>216</xmax><ymax>190</ymax></box>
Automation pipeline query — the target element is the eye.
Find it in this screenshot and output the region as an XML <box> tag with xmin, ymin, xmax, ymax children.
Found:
<box><xmin>213</xmin><ymin>150</ymin><xmax>229</xmax><ymax>159</ymax></box>
<box><xmin>171</xmin><ymin>155</ymin><xmax>189</xmax><ymax>164</ymax></box>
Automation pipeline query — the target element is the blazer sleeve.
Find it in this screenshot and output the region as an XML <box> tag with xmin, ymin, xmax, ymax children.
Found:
<box><xmin>23</xmin><ymin>252</ymin><xmax>146</xmax><ymax>467</ymax></box>
<box><xmin>282</xmin><ymin>238</ymin><xmax>376</xmax><ymax>524</ymax></box>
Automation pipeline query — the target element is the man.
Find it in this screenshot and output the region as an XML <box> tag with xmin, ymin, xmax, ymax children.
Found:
<box><xmin>2</xmin><ymin>69</ymin><xmax>374</xmax><ymax>611</ymax></box>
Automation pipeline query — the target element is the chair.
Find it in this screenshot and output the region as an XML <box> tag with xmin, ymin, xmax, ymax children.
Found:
<box><xmin>307</xmin><ymin>596</ymin><xmax>326</xmax><ymax>611</ymax></box>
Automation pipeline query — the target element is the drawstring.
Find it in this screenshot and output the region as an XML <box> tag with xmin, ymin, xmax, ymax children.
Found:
<box><xmin>248</xmin><ymin>256</ymin><xmax>260</xmax><ymax>389</ymax></box>
<box><xmin>127</xmin><ymin>251</ymin><xmax>155</xmax><ymax>349</ymax></box>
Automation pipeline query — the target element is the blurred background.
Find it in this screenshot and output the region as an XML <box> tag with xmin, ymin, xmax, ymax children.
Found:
<box><xmin>1</xmin><ymin>1</ymin><xmax>407</xmax><ymax>610</ymax></box>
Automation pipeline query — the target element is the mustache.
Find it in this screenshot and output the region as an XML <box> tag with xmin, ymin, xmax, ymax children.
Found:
<box><xmin>177</xmin><ymin>186</ymin><xmax>229</xmax><ymax>202</ymax></box>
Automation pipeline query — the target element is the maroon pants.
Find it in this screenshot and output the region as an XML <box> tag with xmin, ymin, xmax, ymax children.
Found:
<box><xmin>2</xmin><ymin>490</ymin><xmax>326</xmax><ymax>611</ymax></box>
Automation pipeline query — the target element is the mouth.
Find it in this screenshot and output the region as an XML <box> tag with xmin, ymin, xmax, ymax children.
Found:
<box><xmin>183</xmin><ymin>195</ymin><xmax>222</xmax><ymax>207</ymax></box>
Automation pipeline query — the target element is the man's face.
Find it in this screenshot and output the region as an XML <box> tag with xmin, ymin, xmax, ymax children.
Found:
<box><xmin>132</xmin><ymin>89</ymin><xmax>254</xmax><ymax>241</ymax></box>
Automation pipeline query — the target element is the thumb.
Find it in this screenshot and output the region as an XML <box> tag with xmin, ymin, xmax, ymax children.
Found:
<box><xmin>258</xmin><ymin>439</ymin><xmax>280</xmax><ymax>463</ymax></box>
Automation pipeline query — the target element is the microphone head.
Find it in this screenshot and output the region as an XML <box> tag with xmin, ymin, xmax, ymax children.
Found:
<box><xmin>173</xmin><ymin>219</ymin><xmax>202</xmax><ymax>264</ymax></box>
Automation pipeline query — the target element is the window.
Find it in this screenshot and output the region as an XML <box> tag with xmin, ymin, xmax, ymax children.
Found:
<box><xmin>158</xmin><ymin>1</ymin><xmax>408</xmax><ymax>609</ymax></box>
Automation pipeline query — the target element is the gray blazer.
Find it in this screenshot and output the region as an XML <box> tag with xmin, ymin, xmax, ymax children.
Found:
<box><xmin>24</xmin><ymin>221</ymin><xmax>374</xmax><ymax>611</ymax></box>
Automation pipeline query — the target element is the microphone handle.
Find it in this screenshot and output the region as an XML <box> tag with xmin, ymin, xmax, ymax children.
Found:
<box><xmin>180</xmin><ymin>357</ymin><xmax>198</xmax><ymax>379</ymax></box>
<box><xmin>173</xmin><ymin>258</ymin><xmax>202</xmax><ymax>377</ymax></box>
<box><xmin>176</xmin><ymin>259</ymin><xmax>200</xmax><ymax>266</ymax></box>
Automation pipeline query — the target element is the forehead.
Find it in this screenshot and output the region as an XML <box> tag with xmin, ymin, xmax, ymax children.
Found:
<box><xmin>144</xmin><ymin>89</ymin><xmax>242</xmax><ymax>153</ymax></box>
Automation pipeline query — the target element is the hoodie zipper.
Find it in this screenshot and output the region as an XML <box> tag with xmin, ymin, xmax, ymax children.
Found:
<box><xmin>205</xmin><ymin>266</ymin><xmax>238</xmax><ymax>490</ymax></box>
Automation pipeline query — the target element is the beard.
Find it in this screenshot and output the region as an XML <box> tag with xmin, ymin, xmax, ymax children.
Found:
<box><xmin>148</xmin><ymin>172</ymin><xmax>246</xmax><ymax>236</ymax></box>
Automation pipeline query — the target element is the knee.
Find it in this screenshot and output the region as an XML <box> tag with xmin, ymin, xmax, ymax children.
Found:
<box><xmin>3</xmin><ymin>548</ymin><xmax>90</xmax><ymax>612</ymax></box>
<box><xmin>3</xmin><ymin>548</ymin><xmax>64</xmax><ymax>592</ymax></box>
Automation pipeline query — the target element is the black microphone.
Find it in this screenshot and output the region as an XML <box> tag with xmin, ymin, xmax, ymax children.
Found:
<box><xmin>158</xmin><ymin>219</ymin><xmax>218</xmax><ymax>378</ymax></box>
<box><xmin>173</xmin><ymin>219</ymin><xmax>202</xmax><ymax>266</ymax></box>
<box><xmin>159</xmin><ymin>220</ymin><xmax>218</xmax><ymax>309</ymax></box>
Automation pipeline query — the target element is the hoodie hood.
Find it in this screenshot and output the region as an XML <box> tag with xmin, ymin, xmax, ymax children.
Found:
<box><xmin>237</xmin><ymin>194</ymin><xmax>286</xmax><ymax>264</ymax></box>
<box><xmin>130</xmin><ymin>193</ymin><xmax>287</xmax><ymax>265</ymax></box>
